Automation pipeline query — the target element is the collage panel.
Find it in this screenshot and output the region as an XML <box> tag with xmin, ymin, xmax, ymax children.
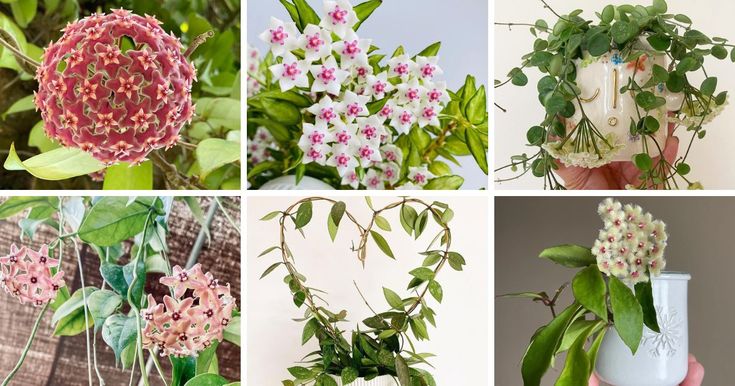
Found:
<box><xmin>0</xmin><ymin>1</ymin><xmax>241</xmax><ymax>190</ymax></box>
<box><xmin>494</xmin><ymin>0</ymin><xmax>735</xmax><ymax>190</ymax></box>
<box><xmin>495</xmin><ymin>196</ymin><xmax>734</xmax><ymax>385</ymax></box>
<box><xmin>0</xmin><ymin>196</ymin><xmax>241</xmax><ymax>385</ymax></box>
<box><xmin>246</xmin><ymin>196</ymin><xmax>488</xmax><ymax>385</ymax></box>
<box><xmin>246</xmin><ymin>0</ymin><xmax>489</xmax><ymax>190</ymax></box>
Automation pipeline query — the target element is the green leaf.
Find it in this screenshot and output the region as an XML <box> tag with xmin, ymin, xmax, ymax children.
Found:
<box><xmin>316</xmin><ymin>374</ymin><xmax>338</xmax><ymax>386</ymax></box>
<box><xmin>447</xmin><ymin>251</ymin><xmax>466</xmax><ymax>271</ymax></box>
<box><xmin>711</xmin><ymin>45</ymin><xmax>728</xmax><ymax>60</ymax></box>
<box><xmin>260</xmin><ymin>262</ymin><xmax>282</xmax><ymax>279</ymax></box>
<box><xmin>635</xmin><ymin>91</ymin><xmax>666</xmax><ymax>110</ymax></box>
<box><xmin>601</xmin><ymin>5</ymin><xmax>615</xmax><ymax>23</ymax></box>
<box><xmin>543</xmin><ymin>93</ymin><xmax>566</xmax><ymax>115</ymax></box>
<box><xmin>101</xmin><ymin>314</ymin><xmax>137</xmax><ymax>364</ymax></box>
<box><xmin>0</xmin><ymin>196</ymin><xmax>53</xmax><ymax>219</ymax></box>
<box><xmin>278</xmin><ymin>0</ymin><xmax>300</xmax><ymax>27</ymax></box>
<box><xmin>171</xmin><ymin>356</ymin><xmax>197</xmax><ymax>386</ymax></box>
<box><xmin>409</xmin><ymin>267</ymin><xmax>435</xmax><ymax>281</ymax></box>
<box><xmin>53</xmin><ymin>288</ymin><xmax>96</xmax><ymax>336</ymax></box>
<box><xmin>572</xmin><ymin>266</ymin><xmax>608</xmax><ymax>321</ymax></box>
<box><xmin>395</xmin><ymin>355</ymin><xmax>411</xmax><ymax>386</ymax></box>
<box><xmin>1</xmin><ymin>94</ymin><xmax>34</xmax><ymax>118</ymax></box>
<box><xmin>465</xmin><ymin>127</ymin><xmax>488</xmax><ymax>174</ymax></box>
<box><xmin>330</xmin><ymin>201</ymin><xmax>346</xmax><ymax>227</ymax></box>
<box><xmin>413</xmin><ymin>210</ymin><xmax>428</xmax><ymax>239</ymax></box>
<box><xmin>375</xmin><ymin>215</ymin><xmax>391</xmax><ymax>231</ymax></box>
<box><xmin>400</xmin><ymin>204</ymin><xmax>417</xmax><ymax>236</ymax></box>
<box><xmin>538</xmin><ymin>244</ymin><xmax>595</xmax><ymax>267</ymax></box>
<box><xmin>10</xmin><ymin>0</ymin><xmax>37</xmax><ymax>28</ymax></box>
<box><xmin>103</xmin><ymin>161</ymin><xmax>153</xmax><ymax>190</ymax></box>
<box><xmin>52</xmin><ymin>287</ymin><xmax>97</xmax><ymax>325</ymax></box>
<box><xmin>100</xmin><ymin>263</ymin><xmax>128</xmax><ymax>296</ymax></box>
<box><xmin>302</xmin><ymin>318</ymin><xmax>319</xmax><ymax>344</ymax></box>
<box><xmin>521</xmin><ymin>303</ymin><xmax>582</xmax><ymax>386</ymax></box>
<box><xmin>610</xmin><ymin>21</ymin><xmax>638</xmax><ymax>44</ymax></box>
<box><xmin>511</xmin><ymin>68</ymin><xmax>528</xmax><ymax>86</ymax></box>
<box><xmin>635</xmin><ymin>281</ymin><xmax>660</xmax><ymax>333</ymax></box>
<box><xmin>87</xmin><ymin>289</ymin><xmax>122</xmax><ymax>329</ymax></box>
<box><xmin>184</xmin><ymin>373</ymin><xmax>229</xmax><ymax>386</ymax></box>
<box><xmin>701</xmin><ymin>77</ymin><xmax>718</xmax><ymax>96</ymax></box>
<box><xmin>78</xmin><ymin>197</ymin><xmax>152</xmax><ymax>246</ymax></box>
<box><xmin>383</xmin><ymin>287</ymin><xmax>404</xmax><ymax>310</ymax></box>
<box><xmin>294</xmin><ymin>201</ymin><xmax>312</xmax><ymax>229</ymax></box>
<box><xmin>196</xmin><ymin>97</ymin><xmax>240</xmax><ymax>131</ymax></box>
<box><xmin>196</xmin><ymin>139</ymin><xmax>241</xmax><ymax>179</ymax></box>
<box><xmin>609</xmin><ymin>276</ymin><xmax>644</xmax><ymax>354</ymax></box>
<box><xmin>423</xmin><ymin>175</ymin><xmax>464</xmax><ymax>190</ymax></box>
<box><xmin>260</xmin><ymin>211</ymin><xmax>281</xmax><ymax>221</ymax></box>
<box><xmin>28</xmin><ymin>121</ymin><xmax>59</xmax><ymax>153</ymax></box>
<box><xmin>340</xmin><ymin>367</ymin><xmax>359</xmax><ymax>384</ymax></box>
<box><xmin>287</xmin><ymin>366</ymin><xmax>314</xmax><ymax>379</ymax></box>
<box><xmin>195</xmin><ymin>341</ymin><xmax>220</xmax><ymax>375</ymax></box>
<box><xmin>428</xmin><ymin>280</ymin><xmax>443</xmax><ymax>303</ymax></box>
<box><xmin>416</xmin><ymin>41</ymin><xmax>441</xmax><ymax>57</ymax></box>
<box><xmin>587</xmin><ymin>33</ymin><xmax>610</xmax><ymax>56</ymax></box>
<box><xmin>634</xmin><ymin>153</ymin><xmax>653</xmax><ymax>171</ymax></box>
<box><xmin>293</xmin><ymin>0</ymin><xmax>320</xmax><ymax>30</ymax></box>
<box><xmin>261</xmin><ymin>98</ymin><xmax>301</xmax><ymax>125</ymax></box>
<box><xmin>666</xmin><ymin>72</ymin><xmax>686</xmax><ymax>93</ymax></box>
<box><xmin>353</xmin><ymin>0</ymin><xmax>382</xmax><ymax>30</ymax></box>
<box><xmin>4</xmin><ymin>143</ymin><xmax>105</xmax><ymax>180</ymax></box>
<box><xmin>555</xmin><ymin>324</ymin><xmax>596</xmax><ymax>386</ymax></box>
<box><xmin>370</xmin><ymin>230</ymin><xmax>394</xmax><ymax>258</ymax></box>
<box><xmin>224</xmin><ymin>315</ymin><xmax>241</xmax><ymax>346</ymax></box>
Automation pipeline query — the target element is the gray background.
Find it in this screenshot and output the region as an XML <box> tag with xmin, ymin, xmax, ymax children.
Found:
<box><xmin>496</xmin><ymin>197</ymin><xmax>735</xmax><ymax>385</ymax></box>
<box><xmin>247</xmin><ymin>0</ymin><xmax>489</xmax><ymax>189</ymax></box>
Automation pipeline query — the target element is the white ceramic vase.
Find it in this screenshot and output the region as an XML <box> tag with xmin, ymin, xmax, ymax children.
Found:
<box><xmin>258</xmin><ymin>175</ymin><xmax>335</xmax><ymax>190</ymax></box>
<box><xmin>595</xmin><ymin>272</ymin><xmax>690</xmax><ymax>386</ymax></box>
<box><xmin>328</xmin><ymin>375</ymin><xmax>397</xmax><ymax>386</ymax></box>
<box><xmin>570</xmin><ymin>40</ymin><xmax>683</xmax><ymax>163</ymax></box>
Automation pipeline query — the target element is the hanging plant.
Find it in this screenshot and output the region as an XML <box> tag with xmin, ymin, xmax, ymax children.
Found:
<box><xmin>0</xmin><ymin>196</ymin><xmax>241</xmax><ymax>386</ymax></box>
<box><xmin>495</xmin><ymin>0</ymin><xmax>729</xmax><ymax>189</ymax></box>
<box><xmin>247</xmin><ymin>0</ymin><xmax>488</xmax><ymax>190</ymax></box>
<box><xmin>259</xmin><ymin>197</ymin><xmax>466</xmax><ymax>385</ymax></box>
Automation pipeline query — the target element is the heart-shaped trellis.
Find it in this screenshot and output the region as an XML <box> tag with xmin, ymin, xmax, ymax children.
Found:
<box><xmin>258</xmin><ymin>197</ymin><xmax>466</xmax><ymax>386</ymax></box>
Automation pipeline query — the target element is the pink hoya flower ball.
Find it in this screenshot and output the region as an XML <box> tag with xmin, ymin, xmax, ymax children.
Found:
<box><xmin>34</xmin><ymin>9</ymin><xmax>197</xmax><ymax>165</ymax></box>
<box><xmin>0</xmin><ymin>244</ymin><xmax>65</xmax><ymax>306</ymax></box>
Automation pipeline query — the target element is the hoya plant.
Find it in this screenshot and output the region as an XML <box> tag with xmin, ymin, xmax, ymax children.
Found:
<box><xmin>0</xmin><ymin>196</ymin><xmax>241</xmax><ymax>386</ymax></box>
<box><xmin>501</xmin><ymin>198</ymin><xmax>668</xmax><ymax>385</ymax></box>
<box><xmin>258</xmin><ymin>197</ymin><xmax>466</xmax><ymax>385</ymax></box>
<box><xmin>247</xmin><ymin>0</ymin><xmax>488</xmax><ymax>190</ymax></box>
<box><xmin>0</xmin><ymin>1</ymin><xmax>240</xmax><ymax>189</ymax></box>
<box><xmin>495</xmin><ymin>0</ymin><xmax>729</xmax><ymax>189</ymax></box>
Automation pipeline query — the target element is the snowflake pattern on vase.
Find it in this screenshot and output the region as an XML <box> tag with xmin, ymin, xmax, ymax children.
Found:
<box><xmin>641</xmin><ymin>306</ymin><xmax>682</xmax><ymax>358</ymax></box>
<box><xmin>248</xmin><ymin>0</ymin><xmax>451</xmax><ymax>189</ymax></box>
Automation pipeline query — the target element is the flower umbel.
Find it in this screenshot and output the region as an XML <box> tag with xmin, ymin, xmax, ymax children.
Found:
<box><xmin>592</xmin><ymin>198</ymin><xmax>667</xmax><ymax>284</ymax></box>
<box><xmin>0</xmin><ymin>244</ymin><xmax>65</xmax><ymax>306</ymax></box>
<box><xmin>141</xmin><ymin>263</ymin><xmax>236</xmax><ymax>357</ymax></box>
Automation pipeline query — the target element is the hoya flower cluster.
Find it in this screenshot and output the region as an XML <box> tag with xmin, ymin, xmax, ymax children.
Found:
<box><xmin>0</xmin><ymin>244</ymin><xmax>65</xmax><ymax>306</ymax></box>
<box><xmin>592</xmin><ymin>199</ymin><xmax>667</xmax><ymax>284</ymax></box>
<box><xmin>247</xmin><ymin>44</ymin><xmax>263</xmax><ymax>97</ymax></box>
<box><xmin>34</xmin><ymin>9</ymin><xmax>196</xmax><ymax>165</ymax></box>
<box><xmin>141</xmin><ymin>264</ymin><xmax>236</xmax><ymax>357</ymax></box>
<box><xmin>543</xmin><ymin>133</ymin><xmax>626</xmax><ymax>169</ymax></box>
<box><xmin>254</xmin><ymin>0</ymin><xmax>448</xmax><ymax>189</ymax></box>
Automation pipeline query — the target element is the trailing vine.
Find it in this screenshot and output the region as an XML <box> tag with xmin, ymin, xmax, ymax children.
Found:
<box><xmin>259</xmin><ymin>197</ymin><xmax>466</xmax><ymax>386</ymax></box>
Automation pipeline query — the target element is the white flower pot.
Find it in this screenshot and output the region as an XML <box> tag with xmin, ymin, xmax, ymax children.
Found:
<box><xmin>569</xmin><ymin>41</ymin><xmax>683</xmax><ymax>163</ymax></box>
<box><xmin>328</xmin><ymin>375</ymin><xmax>397</xmax><ymax>386</ymax></box>
<box><xmin>595</xmin><ymin>272</ymin><xmax>690</xmax><ymax>386</ymax></box>
<box><xmin>258</xmin><ymin>175</ymin><xmax>335</xmax><ymax>190</ymax></box>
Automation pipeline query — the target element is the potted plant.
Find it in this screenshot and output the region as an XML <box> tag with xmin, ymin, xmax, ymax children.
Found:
<box><xmin>500</xmin><ymin>198</ymin><xmax>691</xmax><ymax>386</ymax></box>
<box><xmin>496</xmin><ymin>0</ymin><xmax>729</xmax><ymax>190</ymax></box>
<box><xmin>258</xmin><ymin>197</ymin><xmax>466</xmax><ymax>385</ymax></box>
<box><xmin>247</xmin><ymin>0</ymin><xmax>488</xmax><ymax>190</ymax></box>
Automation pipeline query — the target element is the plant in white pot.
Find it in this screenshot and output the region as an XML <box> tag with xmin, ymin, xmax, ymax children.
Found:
<box><xmin>496</xmin><ymin>0</ymin><xmax>729</xmax><ymax>190</ymax></box>
<box><xmin>500</xmin><ymin>198</ymin><xmax>691</xmax><ymax>386</ymax></box>
<box><xmin>258</xmin><ymin>197</ymin><xmax>465</xmax><ymax>385</ymax></box>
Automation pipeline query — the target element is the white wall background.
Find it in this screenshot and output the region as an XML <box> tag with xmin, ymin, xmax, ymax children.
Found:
<box><xmin>246</xmin><ymin>196</ymin><xmax>489</xmax><ymax>384</ymax></box>
<box><xmin>247</xmin><ymin>0</ymin><xmax>489</xmax><ymax>189</ymax></box>
<box><xmin>494</xmin><ymin>0</ymin><xmax>735</xmax><ymax>189</ymax></box>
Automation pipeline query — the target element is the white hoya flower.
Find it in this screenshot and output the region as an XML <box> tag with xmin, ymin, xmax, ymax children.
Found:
<box><xmin>307</xmin><ymin>96</ymin><xmax>340</xmax><ymax>125</ymax></box>
<box><xmin>380</xmin><ymin>162</ymin><xmax>400</xmax><ymax>185</ymax></box>
<box><xmin>298</xmin><ymin>123</ymin><xmax>333</xmax><ymax>165</ymax></box>
<box><xmin>376</xmin><ymin>99</ymin><xmax>398</xmax><ymax>122</ymax></box>
<box><xmin>326</xmin><ymin>144</ymin><xmax>358</xmax><ymax>176</ymax></box>
<box><xmin>380</xmin><ymin>144</ymin><xmax>403</xmax><ymax>164</ymax></box>
<box><xmin>330</xmin><ymin>120</ymin><xmax>359</xmax><ymax>148</ymax></box>
<box><xmin>417</xmin><ymin>102</ymin><xmax>441</xmax><ymax>128</ymax></box>
<box><xmin>362</xmin><ymin>168</ymin><xmax>385</xmax><ymax>190</ymax></box>
<box><xmin>355</xmin><ymin>142</ymin><xmax>382</xmax><ymax>167</ymax></box>
<box><xmin>310</xmin><ymin>56</ymin><xmax>349</xmax><ymax>95</ymax></box>
<box><xmin>337</xmin><ymin>90</ymin><xmax>370</xmax><ymax>122</ymax></box>
<box><xmin>297</xmin><ymin>24</ymin><xmax>333</xmax><ymax>62</ymax></box>
<box><xmin>365</xmin><ymin>72</ymin><xmax>394</xmax><ymax>99</ymax></box>
<box><xmin>259</xmin><ymin>17</ymin><xmax>299</xmax><ymax>57</ymax></box>
<box><xmin>341</xmin><ymin>169</ymin><xmax>360</xmax><ymax>189</ymax></box>
<box><xmin>408</xmin><ymin>166</ymin><xmax>434</xmax><ymax>186</ymax></box>
<box><xmin>542</xmin><ymin>133</ymin><xmax>625</xmax><ymax>169</ymax></box>
<box><xmin>395</xmin><ymin>182</ymin><xmax>421</xmax><ymax>190</ymax></box>
<box><xmin>320</xmin><ymin>0</ymin><xmax>358</xmax><ymax>38</ymax></box>
<box><xmin>390</xmin><ymin>106</ymin><xmax>416</xmax><ymax>134</ymax></box>
<box><xmin>333</xmin><ymin>30</ymin><xmax>371</xmax><ymax>68</ymax></box>
<box><xmin>395</xmin><ymin>78</ymin><xmax>425</xmax><ymax>106</ymax></box>
<box><xmin>269</xmin><ymin>52</ymin><xmax>310</xmax><ymax>91</ymax></box>
<box><xmin>356</xmin><ymin>115</ymin><xmax>387</xmax><ymax>146</ymax></box>
<box><xmin>423</xmin><ymin>80</ymin><xmax>451</xmax><ymax>105</ymax></box>
<box><xmin>388</xmin><ymin>55</ymin><xmax>415</xmax><ymax>81</ymax></box>
<box><xmin>414</xmin><ymin>56</ymin><xmax>443</xmax><ymax>80</ymax></box>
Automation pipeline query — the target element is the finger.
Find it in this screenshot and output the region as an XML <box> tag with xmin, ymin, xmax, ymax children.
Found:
<box><xmin>680</xmin><ymin>357</ymin><xmax>705</xmax><ymax>386</ymax></box>
<box><xmin>688</xmin><ymin>353</ymin><xmax>698</xmax><ymax>364</ymax></box>
<box><xmin>588</xmin><ymin>372</ymin><xmax>600</xmax><ymax>386</ymax></box>
<box><xmin>662</xmin><ymin>133</ymin><xmax>680</xmax><ymax>166</ymax></box>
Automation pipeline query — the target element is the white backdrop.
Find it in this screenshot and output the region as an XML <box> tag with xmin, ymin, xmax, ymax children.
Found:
<box><xmin>494</xmin><ymin>0</ymin><xmax>735</xmax><ymax>189</ymax></box>
<box><xmin>246</xmin><ymin>196</ymin><xmax>489</xmax><ymax>384</ymax></box>
<box><xmin>247</xmin><ymin>0</ymin><xmax>489</xmax><ymax>189</ymax></box>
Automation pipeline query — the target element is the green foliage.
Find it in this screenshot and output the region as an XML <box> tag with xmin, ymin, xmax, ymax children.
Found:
<box><xmin>497</xmin><ymin>0</ymin><xmax>731</xmax><ymax>189</ymax></box>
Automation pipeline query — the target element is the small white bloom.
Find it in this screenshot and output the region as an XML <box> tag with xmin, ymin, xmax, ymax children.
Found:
<box><xmin>376</xmin><ymin>99</ymin><xmax>398</xmax><ymax>122</ymax></box>
<box><xmin>395</xmin><ymin>78</ymin><xmax>425</xmax><ymax>106</ymax></box>
<box><xmin>297</xmin><ymin>24</ymin><xmax>332</xmax><ymax>61</ymax></box>
<box><xmin>543</xmin><ymin>133</ymin><xmax>625</xmax><ymax>169</ymax></box>
<box><xmin>362</xmin><ymin>169</ymin><xmax>384</xmax><ymax>190</ymax></box>
<box><xmin>307</xmin><ymin>96</ymin><xmax>340</xmax><ymax>125</ymax></box>
<box><xmin>337</xmin><ymin>90</ymin><xmax>370</xmax><ymax>122</ymax></box>
<box><xmin>388</xmin><ymin>55</ymin><xmax>415</xmax><ymax>81</ymax></box>
<box><xmin>365</xmin><ymin>72</ymin><xmax>394</xmax><ymax>99</ymax></box>
<box><xmin>395</xmin><ymin>182</ymin><xmax>421</xmax><ymax>190</ymax></box>
<box><xmin>320</xmin><ymin>0</ymin><xmax>358</xmax><ymax>38</ymax></box>
<box><xmin>330</xmin><ymin>120</ymin><xmax>359</xmax><ymax>148</ymax></box>
<box><xmin>417</xmin><ymin>103</ymin><xmax>441</xmax><ymax>128</ymax></box>
<box><xmin>269</xmin><ymin>52</ymin><xmax>310</xmax><ymax>91</ymax></box>
<box><xmin>259</xmin><ymin>17</ymin><xmax>299</xmax><ymax>57</ymax></box>
<box><xmin>423</xmin><ymin>80</ymin><xmax>451</xmax><ymax>105</ymax></box>
<box><xmin>298</xmin><ymin>122</ymin><xmax>334</xmax><ymax>152</ymax></box>
<box><xmin>355</xmin><ymin>143</ymin><xmax>381</xmax><ymax>167</ymax></box>
<box><xmin>326</xmin><ymin>144</ymin><xmax>358</xmax><ymax>176</ymax></box>
<box><xmin>380</xmin><ymin>144</ymin><xmax>403</xmax><ymax>164</ymax></box>
<box><xmin>414</xmin><ymin>56</ymin><xmax>443</xmax><ymax>80</ymax></box>
<box><xmin>380</xmin><ymin>162</ymin><xmax>400</xmax><ymax>185</ymax></box>
<box><xmin>341</xmin><ymin>169</ymin><xmax>360</xmax><ymax>189</ymax></box>
<box><xmin>333</xmin><ymin>30</ymin><xmax>371</xmax><ymax>68</ymax></box>
<box><xmin>310</xmin><ymin>56</ymin><xmax>349</xmax><ymax>95</ymax></box>
<box><xmin>356</xmin><ymin>115</ymin><xmax>387</xmax><ymax>146</ymax></box>
<box><xmin>390</xmin><ymin>106</ymin><xmax>416</xmax><ymax>134</ymax></box>
<box><xmin>349</xmin><ymin>64</ymin><xmax>373</xmax><ymax>84</ymax></box>
<box><xmin>408</xmin><ymin>166</ymin><xmax>434</xmax><ymax>186</ymax></box>
<box><xmin>301</xmin><ymin>144</ymin><xmax>330</xmax><ymax>165</ymax></box>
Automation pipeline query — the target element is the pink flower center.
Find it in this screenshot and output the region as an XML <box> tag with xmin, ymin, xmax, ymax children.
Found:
<box><xmin>399</xmin><ymin>111</ymin><xmax>412</xmax><ymax>124</ymax></box>
<box><xmin>395</xmin><ymin>63</ymin><xmax>409</xmax><ymax>76</ymax></box>
<box><xmin>335</xmin><ymin>131</ymin><xmax>351</xmax><ymax>144</ymax></box>
<box><xmin>320</xmin><ymin>107</ymin><xmax>336</xmax><ymax>122</ymax></box>
<box><xmin>421</xmin><ymin>64</ymin><xmax>435</xmax><ymax>78</ymax></box>
<box><xmin>422</xmin><ymin>107</ymin><xmax>436</xmax><ymax>119</ymax></box>
<box><xmin>379</xmin><ymin>106</ymin><xmax>393</xmax><ymax>118</ymax></box>
<box><xmin>343</xmin><ymin>40</ymin><xmax>360</xmax><ymax>57</ymax></box>
<box><xmin>635</xmin><ymin>258</ymin><xmax>642</xmax><ymax>265</ymax></box>
<box><xmin>356</xmin><ymin>67</ymin><xmax>368</xmax><ymax>77</ymax></box>
<box><xmin>336</xmin><ymin>154</ymin><xmax>350</xmax><ymax>167</ymax></box>
<box><xmin>368</xmin><ymin>177</ymin><xmax>380</xmax><ymax>187</ymax></box>
<box><xmin>318</xmin><ymin>66</ymin><xmax>336</xmax><ymax>83</ymax></box>
<box><xmin>359</xmin><ymin>146</ymin><xmax>373</xmax><ymax>159</ymax></box>
<box><xmin>283</xmin><ymin>62</ymin><xmax>301</xmax><ymax>79</ymax></box>
<box><xmin>384</xmin><ymin>169</ymin><xmax>395</xmax><ymax>178</ymax></box>
<box><xmin>631</xmin><ymin>271</ymin><xmax>640</xmax><ymax>278</ymax></box>
<box><xmin>406</xmin><ymin>88</ymin><xmax>419</xmax><ymax>101</ymax></box>
<box><xmin>307</xmin><ymin>34</ymin><xmax>323</xmax><ymax>50</ymax></box>
<box><xmin>362</xmin><ymin>125</ymin><xmax>377</xmax><ymax>139</ymax></box>
<box><xmin>414</xmin><ymin>173</ymin><xmax>427</xmax><ymax>184</ymax></box>
<box><xmin>270</xmin><ymin>26</ymin><xmax>287</xmax><ymax>45</ymax></box>
<box><xmin>329</xmin><ymin>6</ymin><xmax>348</xmax><ymax>24</ymax></box>
<box><xmin>385</xmin><ymin>151</ymin><xmax>396</xmax><ymax>161</ymax></box>
<box><xmin>373</xmin><ymin>81</ymin><xmax>386</xmax><ymax>94</ymax></box>
<box><xmin>428</xmin><ymin>89</ymin><xmax>442</xmax><ymax>102</ymax></box>
<box><xmin>307</xmin><ymin>148</ymin><xmax>323</xmax><ymax>160</ymax></box>
<box><xmin>309</xmin><ymin>131</ymin><xmax>326</xmax><ymax>144</ymax></box>
<box><xmin>347</xmin><ymin>103</ymin><xmax>362</xmax><ymax>116</ymax></box>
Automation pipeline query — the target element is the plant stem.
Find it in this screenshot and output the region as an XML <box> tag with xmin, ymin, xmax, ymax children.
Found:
<box><xmin>1</xmin><ymin>303</ymin><xmax>50</xmax><ymax>386</ymax></box>
<box><xmin>0</xmin><ymin>35</ymin><xmax>41</xmax><ymax>69</ymax></box>
<box><xmin>71</xmin><ymin>240</ymin><xmax>94</xmax><ymax>386</ymax></box>
<box><xmin>184</xmin><ymin>31</ymin><xmax>214</xmax><ymax>58</ymax></box>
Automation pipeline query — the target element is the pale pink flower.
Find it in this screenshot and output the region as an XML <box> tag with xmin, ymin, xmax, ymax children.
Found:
<box><xmin>341</xmin><ymin>169</ymin><xmax>360</xmax><ymax>189</ymax></box>
<box><xmin>320</xmin><ymin>0</ymin><xmax>358</xmax><ymax>38</ymax></box>
<box><xmin>408</xmin><ymin>166</ymin><xmax>435</xmax><ymax>186</ymax></box>
<box><xmin>269</xmin><ymin>52</ymin><xmax>310</xmax><ymax>91</ymax></box>
<box><xmin>258</xmin><ymin>17</ymin><xmax>299</xmax><ymax>57</ymax></box>
<box><xmin>0</xmin><ymin>244</ymin><xmax>65</xmax><ymax>306</ymax></box>
<box><xmin>365</xmin><ymin>72</ymin><xmax>394</xmax><ymax>99</ymax></box>
<box><xmin>337</xmin><ymin>91</ymin><xmax>369</xmax><ymax>122</ymax></box>
<box><xmin>388</xmin><ymin>55</ymin><xmax>415</xmax><ymax>81</ymax></box>
<box><xmin>297</xmin><ymin>24</ymin><xmax>332</xmax><ymax>62</ymax></box>
<box><xmin>307</xmin><ymin>96</ymin><xmax>340</xmax><ymax>125</ymax></box>
<box><xmin>332</xmin><ymin>30</ymin><xmax>370</xmax><ymax>68</ymax></box>
<box><xmin>309</xmin><ymin>56</ymin><xmax>349</xmax><ymax>95</ymax></box>
<box><xmin>326</xmin><ymin>145</ymin><xmax>358</xmax><ymax>176</ymax></box>
<box><xmin>362</xmin><ymin>169</ymin><xmax>384</xmax><ymax>190</ymax></box>
<box><xmin>414</xmin><ymin>56</ymin><xmax>443</xmax><ymax>80</ymax></box>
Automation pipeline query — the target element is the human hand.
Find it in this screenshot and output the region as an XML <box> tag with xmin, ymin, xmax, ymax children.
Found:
<box><xmin>554</xmin><ymin>124</ymin><xmax>678</xmax><ymax>190</ymax></box>
<box><xmin>588</xmin><ymin>353</ymin><xmax>704</xmax><ymax>386</ymax></box>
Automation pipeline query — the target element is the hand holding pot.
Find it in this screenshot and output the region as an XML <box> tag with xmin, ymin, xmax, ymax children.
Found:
<box><xmin>588</xmin><ymin>354</ymin><xmax>704</xmax><ymax>386</ymax></box>
<box><xmin>555</xmin><ymin>124</ymin><xmax>678</xmax><ymax>189</ymax></box>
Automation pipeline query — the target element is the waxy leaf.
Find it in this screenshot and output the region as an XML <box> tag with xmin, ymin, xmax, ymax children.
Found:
<box><xmin>293</xmin><ymin>0</ymin><xmax>320</xmax><ymax>30</ymax></box>
<box><xmin>183</xmin><ymin>373</ymin><xmax>229</xmax><ymax>386</ymax></box>
<box><xmin>465</xmin><ymin>126</ymin><xmax>488</xmax><ymax>174</ymax></box>
<box><xmin>4</xmin><ymin>143</ymin><xmax>105</xmax><ymax>180</ymax></box>
<box><xmin>609</xmin><ymin>276</ymin><xmax>643</xmax><ymax>354</ymax></box>
<box><xmin>572</xmin><ymin>266</ymin><xmax>608</xmax><ymax>321</ymax></box>
<box><xmin>370</xmin><ymin>230</ymin><xmax>395</xmax><ymax>258</ymax></box>
<box><xmin>302</xmin><ymin>318</ymin><xmax>319</xmax><ymax>344</ymax></box>
<box><xmin>395</xmin><ymin>355</ymin><xmax>411</xmax><ymax>386</ymax></box>
<box><xmin>78</xmin><ymin>197</ymin><xmax>152</xmax><ymax>246</ymax></box>
<box><xmin>101</xmin><ymin>314</ymin><xmax>137</xmax><ymax>364</ymax></box>
<box><xmin>87</xmin><ymin>289</ymin><xmax>122</xmax><ymax>329</ymax></box>
<box><xmin>103</xmin><ymin>161</ymin><xmax>153</xmax><ymax>190</ymax></box>
<box><xmin>635</xmin><ymin>281</ymin><xmax>661</xmax><ymax>333</ymax></box>
<box><xmin>555</xmin><ymin>324</ymin><xmax>597</xmax><ymax>386</ymax></box>
<box><xmin>538</xmin><ymin>244</ymin><xmax>595</xmax><ymax>267</ymax></box>
<box><xmin>383</xmin><ymin>287</ymin><xmax>404</xmax><ymax>310</ymax></box>
<box><xmin>354</xmin><ymin>0</ymin><xmax>383</xmax><ymax>30</ymax></box>
<box><xmin>294</xmin><ymin>201</ymin><xmax>312</xmax><ymax>229</ymax></box>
